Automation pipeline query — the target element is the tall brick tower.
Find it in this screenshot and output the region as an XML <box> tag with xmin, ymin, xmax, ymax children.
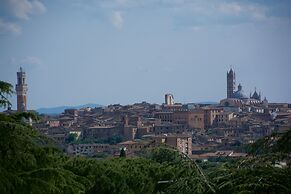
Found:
<box><xmin>16</xmin><ymin>67</ymin><xmax>28</xmax><ymax>112</ymax></box>
<box><xmin>227</xmin><ymin>68</ymin><xmax>236</xmax><ymax>98</ymax></box>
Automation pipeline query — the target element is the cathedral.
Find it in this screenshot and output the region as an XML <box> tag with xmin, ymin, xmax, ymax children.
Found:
<box><xmin>220</xmin><ymin>68</ymin><xmax>268</xmax><ymax>107</ymax></box>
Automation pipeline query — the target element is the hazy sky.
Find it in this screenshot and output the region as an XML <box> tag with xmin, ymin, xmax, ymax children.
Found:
<box><xmin>1</xmin><ymin>0</ymin><xmax>291</xmax><ymax>109</ymax></box>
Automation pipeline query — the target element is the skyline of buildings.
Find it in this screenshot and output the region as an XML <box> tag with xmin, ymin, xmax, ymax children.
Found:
<box><xmin>5</xmin><ymin>66</ymin><xmax>290</xmax><ymax>158</ymax></box>
<box><xmin>8</xmin><ymin>66</ymin><xmax>288</xmax><ymax>113</ymax></box>
<box><xmin>27</xmin><ymin>67</ymin><xmax>291</xmax><ymax>158</ymax></box>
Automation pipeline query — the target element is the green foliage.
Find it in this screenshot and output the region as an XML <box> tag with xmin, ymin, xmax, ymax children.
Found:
<box><xmin>275</xmin><ymin>129</ymin><xmax>291</xmax><ymax>154</ymax></box>
<box><xmin>143</xmin><ymin>147</ymin><xmax>215</xmax><ymax>194</ymax></box>
<box><xmin>12</xmin><ymin>111</ymin><xmax>40</xmax><ymax>122</ymax></box>
<box><xmin>247</xmin><ymin>129</ymin><xmax>291</xmax><ymax>156</ymax></box>
<box><xmin>0</xmin><ymin>111</ymin><xmax>39</xmax><ymax>124</ymax></box>
<box><xmin>119</xmin><ymin>147</ymin><xmax>126</xmax><ymax>157</ymax></box>
<box><xmin>0</xmin><ymin>80</ymin><xmax>14</xmax><ymax>108</ymax></box>
<box><xmin>144</xmin><ymin>146</ymin><xmax>182</xmax><ymax>164</ymax></box>
<box><xmin>0</xmin><ymin>114</ymin><xmax>90</xmax><ymax>194</ymax></box>
<box><xmin>67</xmin><ymin>133</ymin><xmax>78</xmax><ymax>143</ymax></box>
<box><xmin>208</xmin><ymin>158</ymin><xmax>291</xmax><ymax>194</ymax></box>
<box><xmin>205</xmin><ymin>129</ymin><xmax>291</xmax><ymax>194</ymax></box>
<box><xmin>86</xmin><ymin>158</ymin><xmax>160</xmax><ymax>194</ymax></box>
<box><xmin>92</xmin><ymin>152</ymin><xmax>109</xmax><ymax>159</ymax></box>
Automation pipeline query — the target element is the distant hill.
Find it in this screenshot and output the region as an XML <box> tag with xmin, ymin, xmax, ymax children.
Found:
<box><xmin>36</xmin><ymin>103</ymin><xmax>102</xmax><ymax>115</ymax></box>
<box><xmin>185</xmin><ymin>102</ymin><xmax>218</xmax><ymax>105</ymax></box>
<box><xmin>196</xmin><ymin>101</ymin><xmax>218</xmax><ymax>104</ymax></box>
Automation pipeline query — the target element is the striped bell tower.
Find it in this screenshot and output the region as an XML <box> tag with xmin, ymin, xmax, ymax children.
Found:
<box><xmin>227</xmin><ymin>68</ymin><xmax>236</xmax><ymax>98</ymax></box>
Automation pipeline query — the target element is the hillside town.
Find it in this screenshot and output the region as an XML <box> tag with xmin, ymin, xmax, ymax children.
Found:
<box><xmin>5</xmin><ymin>67</ymin><xmax>291</xmax><ymax>160</ymax></box>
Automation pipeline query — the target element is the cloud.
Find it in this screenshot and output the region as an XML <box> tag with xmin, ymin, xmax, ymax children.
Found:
<box><xmin>218</xmin><ymin>2</ymin><xmax>267</xmax><ymax>21</ymax></box>
<box><xmin>111</xmin><ymin>11</ymin><xmax>124</xmax><ymax>29</ymax></box>
<box><xmin>172</xmin><ymin>1</ymin><xmax>271</xmax><ymax>29</ymax></box>
<box><xmin>21</xmin><ymin>56</ymin><xmax>43</xmax><ymax>66</ymax></box>
<box><xmin>10</xmin><ymin>56</ymin><xmax>43</xmax><ymax>70</ymax></box>
<box><xmin>69</xmin><ymin>0</ymin><xmax>289</xmax><ymax>29</ymax></box>
<box><xmin>191</xmin><ymin>26</ymin><xmax>202</xmax><ymax>32</ymax></box>
<box><xmin>218</xmin><ymin>2</ymin><xmax>244</xmax><ymax>15</ymax></box>
<box><xmin>116</xmin><ymin>0</ymin><xmax>129</xmax><ymax>5</ymax></box>
<box><xmin>6</xmin><ymin>0</ymin><xmax>46</xmax><ymax>20</ymax></box>
<box><xmin>0</xmin><ymin>0</ymin><xmax>46</xmax><ymax>35</ymax></box>
<box><xmin>0</xmin><ymin>18</ymin><xmax>21</xmax><ymax>35</ymax></box>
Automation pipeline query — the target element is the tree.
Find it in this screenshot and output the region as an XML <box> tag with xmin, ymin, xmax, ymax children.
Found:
<box><xmin>144</xmin><ymin>146</ymin><xmax>181</xmax><ymax>164</ymax></box>
<box><xmin>144</xmin><ymin>147</ymin><xmax>215</xmax><ymax>194</ymax></box>
<box><xmin>209</xmin><ymin>158</ymin><xmax>291</xmax><ymax>194</ymax></box>
<box><xmin>247</xmin><ymin>129</ymin><xmax>291</xmax><ymax>161</ymax></box>
<box><xmin>67</xmin><ymin>133</ymin><xmax>78</xmax><ymax>143</ymax></box>
<box><xmin>208</xmin><ymin>129</ymin><xmax>291</xmax><ymax>194</ymax></box>
<box><xmin>0</xmin><ymin>80</ymin><xmax>14</xmax><ymax>109</ymax></box>
<box><xmin>119</xmin><ymin>147</ymin><xmax>126</xmax><ymax>157</ymax></box>
<box><xmin>0</xmin><ymin>113</ymin><xmax>90</xmax><ymax>193</ymax></box>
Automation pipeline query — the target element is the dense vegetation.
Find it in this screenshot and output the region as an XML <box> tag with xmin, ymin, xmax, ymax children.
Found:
<box><xmin>0</xmin><ymin>80</ymin><xmax>290</xmax><ymax>193</ymax></box>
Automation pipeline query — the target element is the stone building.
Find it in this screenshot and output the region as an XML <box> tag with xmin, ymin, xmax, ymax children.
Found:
<box><xmin>174</xmin><ymin>110</ymin><xmax>205</xmax><ymax>129</ymax></box>
<box><xmin>203</xmin><ymin>108</ymin><xmax>223</xmax><ymax>128</ymax></box>
<box><xmin>154</xmin><ymin>111</ymin><xmax>173</xmax><ymax>122</ymax></box>
<box><xmin>227</xmin><ymin>68</ymin><xmax>236</xmax><ymax>98</ymax></box>
<box><xmin>214</xmin><ymin>112</ymin><xmax>234</xmax><ymax>126</ymax></box>
<box><xmin>83</xmin><ymin>126</ymin><xmax>121</xmax><ymax>140</ymax></box>
<box><xmin>153</xmin><ymin>134</ymin><xmax>192</xmax><ymax>156</ymax></box>
<box><xmin>154</xmin><ymin>123</ymin><xmax>187</xmax><ymax>134</ymax></box>
<box><xmin>16</xmin><ymin>67</ymin><xmax>28</xmax><ymax>112</ymax></box>
<box><xmin>165</xmin><ymin>93</ymin><xmax>174</xmax><ymax>105</ymax></box>
<box><xmin>67</xmin><ymin>143</ymin><xmax>114</xmax><ymax>156</ymax></box>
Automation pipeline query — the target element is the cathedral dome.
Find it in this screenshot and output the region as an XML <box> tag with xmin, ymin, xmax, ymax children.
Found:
<box><xmin>233</xmin><ymin>84</ymin><xmax>248</xmax><ymax>99</ymax></box>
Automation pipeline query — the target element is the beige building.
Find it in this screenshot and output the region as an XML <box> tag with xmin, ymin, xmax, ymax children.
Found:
<box><xmin>123</xmin><ymin>126</ymin><xmax>138</xmax><ymax>140</ymax></box>
<box><xmin>47</xmin><ymin>120</ymin><xmax>60</xmax><ymax>127</ymax></box>
<box><xmin>214</xmin><ymin>112</ymin><xmax>234</xmax><ymax>126</ymax></box>
<box><xmin>203</xmin><ymin>108</ymin><xmax>223</xmax><ymax>128</ymax></box>
<box><xmin>153</xmin><ymin>134</ymin><xmax>192</xmax><ymax>156</ymax></box>
<box><xmin>188</xmin><ymin>111</ymin><xmax>205</xmax><ymax>129</ymax></box>
<box><xmin>172</xmin><ymin>110</ymin><xmax>205</xmax><ymax>130</ymax></box>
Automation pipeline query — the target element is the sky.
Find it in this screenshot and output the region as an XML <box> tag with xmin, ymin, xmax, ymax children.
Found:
<box><xmin>0</xmin><ymin>0</ymin><xmax>291</xmax><ymax>109</ymax></box>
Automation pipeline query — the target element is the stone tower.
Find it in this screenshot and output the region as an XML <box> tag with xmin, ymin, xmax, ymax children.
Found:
<box><xmin>165</xmin><ymin>94</ymin><xmax>174</xmax><ymax>105</ymax></box>
<box><xmin>16</xmin><ymin>67</ymin><xmax>28</xmax><ymax>112</ymax></box>
<box><xmin>227</xmin><ymin>68</ymin><xmax>236</xmax><ymax>98</ymax></box>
